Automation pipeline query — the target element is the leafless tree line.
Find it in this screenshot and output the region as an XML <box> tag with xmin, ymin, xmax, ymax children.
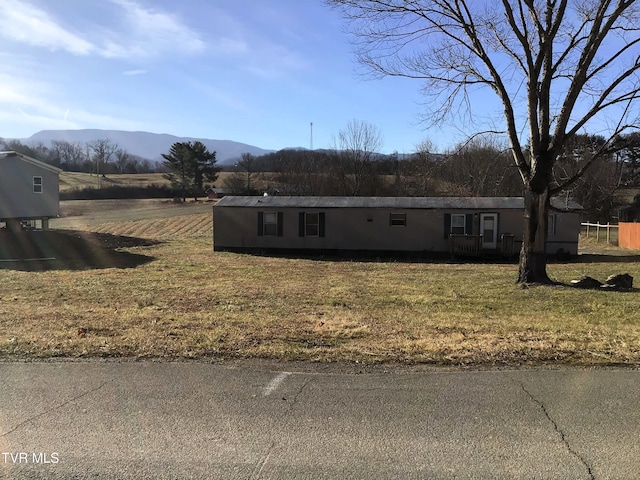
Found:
<box><xmin>0</xmin><ymin>138</ymin><xmax>157</xmax><ymax>174</ymax></box>
<box><xmin>223</xmin><ymin>129</ymin><xmax>638</xmax><ymax>221</ymax></box>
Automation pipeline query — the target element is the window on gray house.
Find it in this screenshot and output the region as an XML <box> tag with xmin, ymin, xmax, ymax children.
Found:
<box><xmin>257</xmin><ymin>211</ymin><xmax>283</xmax><ymax>236</ymax></box>
<box><xmin>450</xmin><ymin>214</ymin><xmax>466</xmax><ymax>234</ymax></box>
<box><xmin>444</xmin><ymin>213</ymin><xmax>473</xmax><ymax>239</ymax></box>
<box><xmin>305</xmin><ymin>213</ymin><xmax>319</xmax><ymax>236</ymax></box>
<box><xmin>298</xmin><ymin>212</ymin><xmax>325</xmax><ymax>237</ymax></box>
<box><xmin>389</xmin><ymin>213</ymin><xmax>407</xmax><ymax>226</ymax></box>
<box><xmin>263</xmin><ymin>212</ymin><xmax>278</xmax><ymax>236</ymax></box>
<box><xmin>33</xmin><ymin>176</ymin><xmax>43</xmax><ymax>194</ymax></box>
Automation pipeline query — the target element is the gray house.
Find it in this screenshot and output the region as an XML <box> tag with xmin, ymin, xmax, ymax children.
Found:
<box><xmin>213</xmin><ymin>196</ymin><xmax>582</xmax><ymax>257</ymax></box>
<box><xmin>0</xmin><ymin>151</ymin><xmax>62</xmax><ymax>230</ymax></box>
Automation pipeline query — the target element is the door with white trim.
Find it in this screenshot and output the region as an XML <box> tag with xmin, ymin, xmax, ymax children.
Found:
<box><xmin>480</xmin><ymin>213</ymin><xmax>498</xmax><ymax>249</ymax></box>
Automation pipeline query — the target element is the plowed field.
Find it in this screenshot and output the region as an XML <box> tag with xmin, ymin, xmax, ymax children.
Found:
<box><xmin>52</xmin><ymin>199</ymin><xmax>213</xmax><ymax>239</ymax></box>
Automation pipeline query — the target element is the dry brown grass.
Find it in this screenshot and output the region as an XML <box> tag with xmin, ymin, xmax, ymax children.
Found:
<box><xmin>54</xmin><ymin>199</ymin><xmax>213</xmax><ymax>238</ymax></box>
<box><xmin>59</xmin><ymin>172</ymin><xmax>172</xmax><ymax>192</ymax></box>
<box><xmin>1</xmin><ymin>200</ymin><xmax>640</xmax><ymax>366</ymax></box>
<box><xmin>58</xmin><ymin>172</ymin><xmax>275</xmax><ymax>192</ymax></box>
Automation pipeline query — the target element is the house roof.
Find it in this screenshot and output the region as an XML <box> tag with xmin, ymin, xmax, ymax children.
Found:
<box><xmin>0</xmin><ymin>151</ymin><xmax>63</xmax><ymax>174</ymax></box>
<box><xmin>215</xmin><ymin>196</ymin><xmax>582</xmax><ymax>211</ymax></box>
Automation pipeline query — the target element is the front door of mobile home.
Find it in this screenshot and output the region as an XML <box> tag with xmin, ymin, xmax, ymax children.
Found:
<box><xmin>480</xmin><ymin>213</ymin><xmax>498</xmax><ymax>249</ymax></box>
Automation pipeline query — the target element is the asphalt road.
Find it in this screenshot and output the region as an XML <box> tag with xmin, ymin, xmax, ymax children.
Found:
<box><xmin>1</xmin><ymin>361</ymin><xmax>639</xmax><ymax>479</ymax></box>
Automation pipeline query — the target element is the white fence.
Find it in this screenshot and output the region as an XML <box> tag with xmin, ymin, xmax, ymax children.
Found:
<box><xmin>581</xmin><ymin>222</ymin><xmax>619</xmax><ymax>244</ymax></box>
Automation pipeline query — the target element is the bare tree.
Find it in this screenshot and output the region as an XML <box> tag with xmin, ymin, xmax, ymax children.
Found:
<box><xmin>51</xmin><ymin>140</ymin><xmax>87</xmax><ymax>171</ymax></box>
<box><xmin>88</xmin><ymin>138</ymin><xmax>118</xmax><ymax>180</ymax></box>
<box><xmin>400</xmin><ymin>139</ymin><xmax>440</xmax><ymax>196</ymax></box>
<box><xmin>114</xmin><ymin>148</ymin><xmax>131</xmax><ymax>174</ymax></box>
<box><xmin>274</xmin><ymin>150</ymin><xmax>334</xmax><ymax>195</ymax></box>
<box><xmin>617</xmin><ymin>132</ymin><xmax>640</xmax><ymax>187</ymax></box>
<box><xmin>553</xmin><ymin>134</ymin><xmax>623</xmax><ymax>221</ymax></box>
<box><xmin>333</xmin><ymin>119</ymin><xmax>383</xmax><ymax>196</ymax></box>
<box><xmin>223</xmin><ymin>153</ymin><xmax>259</xmax><ymax>194</ymax></box>
<box><xmin>328</xmin><ymin>0</ymin><xmax>640</xmax><ymax>283</ymax></box>
<box><xmin>438</xmin><ymin>137</ymin><xmax>521</xmax><ymax>196</ymax></box>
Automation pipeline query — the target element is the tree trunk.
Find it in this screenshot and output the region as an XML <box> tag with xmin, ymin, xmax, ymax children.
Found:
<box><xmin>517</xmin><ymin>188</ymin><xmax>554</xmax><ymax>284</ymax></box>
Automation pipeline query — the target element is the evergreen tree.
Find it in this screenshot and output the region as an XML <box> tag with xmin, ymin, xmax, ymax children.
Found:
<box><xmin>162</xmin><ymin>141</ymin><xmax>219</xmax><ymax>201</ymax></box>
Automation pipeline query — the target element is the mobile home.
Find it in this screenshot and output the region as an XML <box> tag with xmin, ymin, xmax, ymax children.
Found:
<box><xmin>213</xmin><ymin>196</ymin><xmax>581</xmax><ymax>257</ymax></box>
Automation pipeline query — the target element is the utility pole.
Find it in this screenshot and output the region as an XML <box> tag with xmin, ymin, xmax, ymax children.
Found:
<box><xmin>310</xmin><ymin>122</ymin><xmax>313</xmax><ymax>151</ymax></box>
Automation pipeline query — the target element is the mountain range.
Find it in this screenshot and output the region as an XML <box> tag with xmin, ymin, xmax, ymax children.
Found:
<box><xmin>21</xmin><ymin>129</ymin><xmax>274</xmax><ymax>166</ymax></box>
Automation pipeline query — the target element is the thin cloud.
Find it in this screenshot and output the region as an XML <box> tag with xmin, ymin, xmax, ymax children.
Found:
<box><xmin>0</xmin><ymin>102</ymin><xmax>149</xmax><ymax>136</ymax></box>
<box><xmin>243</xmin><ymin>43</ymin><xmax>310</xmax><ymax>79</ymax></box>
<box><xmin>0</xmin><ymin>0</ymin><xmax>94</xmax><ymax>55</ymax></box>
<box><xmin>0</xmin><ymin>0</ymin><xmax>206</xmax><ymax>60</ymax></box>
<box><xmin>106</xmin><ymin>0</ymin><xmax>205</xmax><ymax>58</ymax></box>
<box><xmin>210</xmin><ymin>37</ymin><xmax>249</xmax><ymax>57</ymax></box>
<box><xmin>0</xmin><ymin>74</ymin><xmax>53</xmax><ymax>109</ymax></box>
<box><xmin>203</xmin><ymin>6</ymin><xmax>309</xmax><ymax>79</ymax></box>
<box><xmin>185</xmin><ymin>77</ymin><xmax>251</xmax><ymax>113</ymax></box>
<box><xmin>0</xmin><ymin>72</ymin><xmax>147</xmax><ymax>136</ymax></box>
<box><xmin>0</xmin><ymin>76</ymin><xmax>76</xmax><ymax>131</ymax></box>
<box><xmin>123</xmin><ymin>69</ymin><xmax>148</xmax><ymax>76</ymax></box>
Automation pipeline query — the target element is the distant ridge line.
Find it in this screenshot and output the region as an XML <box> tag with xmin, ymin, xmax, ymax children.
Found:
<box><xmin>20</xmin><ymin>129</ymin><xmax>275</xmax><ymax>165</ymax></box>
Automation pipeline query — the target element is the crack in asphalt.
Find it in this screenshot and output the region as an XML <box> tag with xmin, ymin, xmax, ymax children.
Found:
<box><xmin>1</xmin><ymin>381</ymin><xmax>110</xmax><ymax>437</ymax></box>
<box><xmin>520</xmin><ymin>383</ymin><xmax>595</xmax><ymax>480</ymax></box>
<box><xmin>286</xmin><ymin>379</ymin><xmax>311</xmax><ymax>409</ymax></box>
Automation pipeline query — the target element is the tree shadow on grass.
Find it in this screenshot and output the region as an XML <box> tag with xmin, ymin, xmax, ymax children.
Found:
<box><xmin>574</xmin><ymin>253</ymin><xmax>640</xmax><ymax>263</ymax></box>
<box><xmin>217</xmin><ymin>247</ymin><xmax>522</xmax><ymax>265</ymax></box>
<box><xmin>0</xmin><ymin>229</ymin><xmax>160</xmax><ymax>271</ymax></box>
<box><xmin>219</xmin><ymin>247</ymin><xmax>640</xmax><ymax>269</ymax></box>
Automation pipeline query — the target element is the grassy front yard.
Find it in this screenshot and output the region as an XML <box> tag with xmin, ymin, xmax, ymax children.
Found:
<box><xmin>1</xmin><ymin>200</ymin><xmax>639</xmax><ymax>366</ymax></box>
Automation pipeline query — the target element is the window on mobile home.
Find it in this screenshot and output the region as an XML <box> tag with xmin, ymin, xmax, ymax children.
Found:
<box><xmin>451</xmin><ymin>214</ymin><xmax>466</xmax><ymax>234</ymax></box>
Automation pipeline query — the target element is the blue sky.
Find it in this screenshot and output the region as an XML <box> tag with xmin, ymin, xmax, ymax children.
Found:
<box><xmin>0</xmin><ymin>0</ymin><xmax>465</xmax><ymax>154</ymax></box>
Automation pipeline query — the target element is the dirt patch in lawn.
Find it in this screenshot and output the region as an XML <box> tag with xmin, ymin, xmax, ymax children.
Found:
<box><xmin>0</xmin><ymin>229</ymin><xmax>158</xmax><ymax>271</ymax></box>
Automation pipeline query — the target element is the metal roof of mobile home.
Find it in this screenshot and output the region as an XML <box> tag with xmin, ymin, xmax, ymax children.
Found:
<box><xmin>215</xmin><ymin>196</ymin><xmax>581</xmax><ymax>211</ymax></box>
